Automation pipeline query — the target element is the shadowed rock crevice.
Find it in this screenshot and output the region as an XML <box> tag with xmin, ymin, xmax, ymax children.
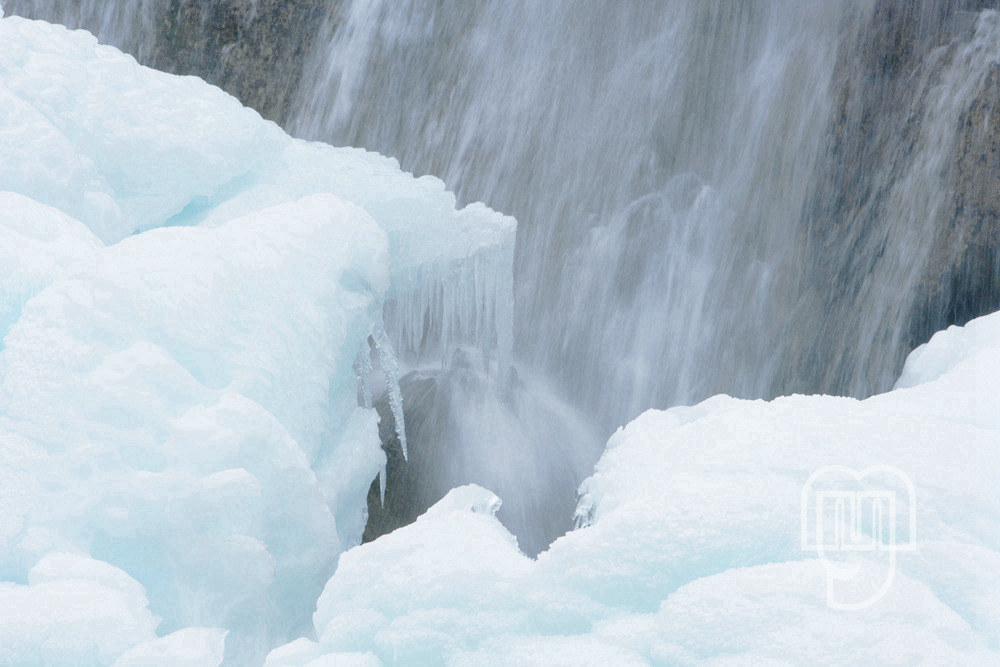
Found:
<box><xmin>362</xmin><ymin>352</ymin><xmax>601</xmax><ymax>557</ymax></box>
<box><xmin>362</xmin><ymin>371</ymin><xmax>439</xmax><ymax>545</ymax></box>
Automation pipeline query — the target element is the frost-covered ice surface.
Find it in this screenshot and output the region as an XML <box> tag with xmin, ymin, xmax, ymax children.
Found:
<box><xmin>0</xmin><ymin>192</ymin><xmax>102</xmax><ymax>340</ymax></box>
<box><xmin>0</xmin><ymin>13</ymin><xmax>513</xmax><ymax>665</ymax></box>
<box><xmin>0</xmin><ymin>553</ymin><xmax>225</xmax><ymax>666</ymax></box>
<box><xmin>272</xmin><ymin>309</ymin><xmax>1000</xmax><ymax>665</ymax></box>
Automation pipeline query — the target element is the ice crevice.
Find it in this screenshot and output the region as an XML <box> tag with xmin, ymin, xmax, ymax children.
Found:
<box><xmin>353</xmin><ymin>322</ymin><xmax>407</xmax><ymax>509</ymax></box>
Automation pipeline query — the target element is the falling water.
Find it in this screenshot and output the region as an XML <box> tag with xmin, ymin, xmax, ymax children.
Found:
<box><xmin>285</xmin><ymin>0</ymin><xmax>1000</xmax><ymax>414</ymax></box>
<box><xmin>7</xmin><ymin>0</ymin><xmax>1000</xmax><ymax>552</ymax></box>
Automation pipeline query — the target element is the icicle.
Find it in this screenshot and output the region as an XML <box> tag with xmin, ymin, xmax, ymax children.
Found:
<box><xmin>373</xmin><ymin>323</ymin><xmax>407</xmax><ymax>460</ymax></box>
<box><xmin>381</xmin><ymin>214</ymin><xmax>515</xmax><ymax>394</ymax></box>
<box><xmin>378</xmin><ymin>462</ymin><xmax>386</xmax><ymax>507</ymax></box>
<box><xmin>573</xmin><ymin>494</ymin><xmax>595</xmax><ymax>529</ymax></box>
<box><xmin>352</xmin><ymin>343</ymin><xmax>373</xmax><ymax>409</ymax></box>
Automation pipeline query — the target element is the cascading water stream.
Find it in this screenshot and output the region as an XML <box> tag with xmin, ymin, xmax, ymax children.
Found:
<box><xmin>8</xmin><ymin>0</ymin><xmax>1000</xmax><ymax>553</ymax></box>
<box><xmin>285</xmin><ymin>0</ymin><xmax>1000</xmax><ymax>415</ymax></box>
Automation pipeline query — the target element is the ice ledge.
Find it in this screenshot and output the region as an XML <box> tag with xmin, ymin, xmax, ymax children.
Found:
<box><xmin>0</xmin><ymin>14</ymin><xmax>516</xmax><ymax>372</ymax></box>
<box><xmin>0</xmin><ymin>14</ymin><xmax>516</xmax><ymax>664</ymax></box>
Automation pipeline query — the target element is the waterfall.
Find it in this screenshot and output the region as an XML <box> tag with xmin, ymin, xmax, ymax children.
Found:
<box><xmin>284</xmin><ymin>0</ymin><xmax>1000</xmax><ymax>418</ymax></box>
<box><xmin>8</xmin><ymin>0</ymin><xmax>1000</xmax><ymax>550</ymax></box>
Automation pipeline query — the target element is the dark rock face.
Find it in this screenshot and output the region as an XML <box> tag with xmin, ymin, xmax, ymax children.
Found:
<box><xmin>4</xmin><ymin>0</ymin><xmax>332</xmax><ymax>124</ymax></box>
<box><xmin>153</xmin><ymin>0</ymin><xmax>329</xmax><ymax>123</ymax></box>
<box><xmin>362</xmin><ymin>371</ymin><xmax>440</xmax><ymax>544</ymax></box>
<box><xmin>777</xmin><ymin>0</ymin><xmax>1000</xmax><ymax>397</ymax></box>
<box><xmin>927</xmin><ymin>63</ymin><xmax>1000</xmax><ymax>329</ymax></box>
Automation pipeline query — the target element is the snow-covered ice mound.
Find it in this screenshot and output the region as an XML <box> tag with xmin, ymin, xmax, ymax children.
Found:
<box><xmin>0</xmin><ymin>192</ymin><xmax>102</xmax><ymax>340</ymax></box>
<box><xmin>1</xmin><ymin>553</ymin><xmax>226</xmax><ymax>666</ymax></box>
<box><xmin>0</xmin><ymin>13</ymin><xmax>513</xmax><ymax>665</ymax></box>
<box><xmin>273</xmin><ymin>309</ymin><xmax>1000</xmax><ymax>665</ymax></box>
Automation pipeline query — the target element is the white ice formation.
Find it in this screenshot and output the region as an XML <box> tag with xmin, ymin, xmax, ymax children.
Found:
<box><xmin>0</xmin><ymin>14</ymin><xmax>513</xmax><ymax>664</ymax></box>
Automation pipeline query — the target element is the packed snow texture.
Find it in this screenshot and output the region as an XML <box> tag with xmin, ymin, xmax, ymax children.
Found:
<box><xmin>0</xmin><ymin>553</ymin><xmax>225</xmax><ymax>666</ymax></box>
<box><xmin>270</xmin><ymin>309</ymin><xmax>1000</xmax><ymax>665</ymax></box>
<box><xmin>0</xmin><ymin>192</ymin><xmax>102</xmax><ymax>340</ymax></box>
<box><xmin>0</xmin><ymin>13</ymin><xmax>513</xmax><ymax>665</ymax></box>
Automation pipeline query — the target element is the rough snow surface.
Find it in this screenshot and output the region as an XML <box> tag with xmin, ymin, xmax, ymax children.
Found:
<box><xmin>0</xmin><ymin>14</ymin><xmax>514</xmax><ymax>365</ymax></box>
<box><xmin>0</xmin><ymin>192</ymin><xmax>102</xmax><ymax>342</ymax></box>
<box><xmin>0</xmin><ymin>553</ymin><xmax>223</xmax><ymax>666</ymax></box>
<box><xmin>271</xmin><ymin>310</ymin><xmax>1000</xmax><ymax>665</ymax></box>
<box><xmin>0</xmin><ymin>13</ymin><xmax>514</xmax><ymax>665</ymax></box>
<box><xmin>0</xmin><ymin>195</ymin><xmax>391</xmax><ymax>661</ymax></box>
<box><xmin>0</xmin><ymin>17</ymin><xmax>280</xmax><ymax>244</ymax></box>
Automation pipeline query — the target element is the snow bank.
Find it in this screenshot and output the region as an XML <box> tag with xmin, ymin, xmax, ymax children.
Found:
<box><xmin>276</xmin><ymin>309</ymin><xmax>1000</xmax><ymax>665</ymax></box>
<box><xmin>0</xmin><ymin>13</ymin><xmax>513</xmax><ymax>664</ymax></box>
<box><xmin>0</xmin><ymin>192</ymin><xmax>102</xmax><ymax>343</ymax></box>
<box><xmin>1</xmin><ymin>195</ymin><xmax>389</xmax><ymax>660</ymax></box>
<box><xmin>0</xmin><ymin>553</ymin><xmax>224</xmax><ymax>666</ymax></box>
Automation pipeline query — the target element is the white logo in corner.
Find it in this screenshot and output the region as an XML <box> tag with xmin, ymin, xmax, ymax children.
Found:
<box><xmin>801</xmin><ymin>465</ymin><xmax>916</xmax><ymax>610</ymax></box>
